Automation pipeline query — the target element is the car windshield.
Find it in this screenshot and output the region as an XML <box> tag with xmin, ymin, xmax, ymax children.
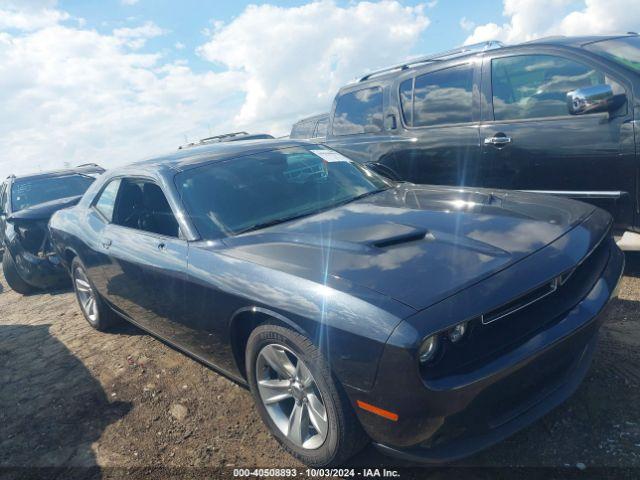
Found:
<box><xmin>175</xmin><ymin>146</ymin><xmax>392</xmax><ymax>238</ymax></box>
<box><xmin>11</xmin><ymin>174</ymin><xmax>95</xmax><ymax>212</ymax></box>
<box><xmin>585</xmin><ymin>36</ymin><xmax>640</xmax><ymax>74</ymax></box>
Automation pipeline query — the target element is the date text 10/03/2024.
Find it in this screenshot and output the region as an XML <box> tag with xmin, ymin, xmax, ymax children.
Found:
<box><xmin>233</xmin><ymin>468</ymin><xmax>400</xmax><ymax>477</ymax></box>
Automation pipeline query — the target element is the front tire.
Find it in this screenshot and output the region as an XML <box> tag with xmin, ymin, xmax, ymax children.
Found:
<box><xmin>71</xmin><ymin>257</ymin><xmax>118</xmax><ymax>331</ymax></box>
<box><xmin>246</xmin><ymin>325</ymin><xmax>367</xmax><ymax>466</ymax></box>
<box><xmin>2</xmin><ymin>252</ymin><xmax>34</xmax><ymax>295</ymax></box>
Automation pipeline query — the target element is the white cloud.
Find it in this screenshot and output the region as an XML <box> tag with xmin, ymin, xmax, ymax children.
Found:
<box><xmin>465</xmin><ymin>0</ymin><xmax>640</xmax><ymax>44</ymax></box>
<box><xmin>0</xmin><ymin>0</ymin><xmax>430</xmax><ymax>177</ymax></box>
<box><xmin>0</xmin><ymin>0</ymin><xmax>69</xmax><ymax>31</ymax></box>
<box><xmin>121</xmin><ymin>0</ymin><xmax>140</xmax><ymax>5</ymax></box>
<box><xmin>459</xmin><ymin>16</ymin><xmax>475</xmax><ymax>32</ymax></box>
<box><xmin>174</xmin><ymin>41</ymin><xmax>185</xmax><ymax>50</ymax></box>
<box><xmin>197</xmin><ymin>0</ymin><xmax>429</xmax><ymax>133</ymax></box>
<box><xmin>112</xmin><ymin>20</ymin><xmax>166</xmax><ymax>49</ymax></box>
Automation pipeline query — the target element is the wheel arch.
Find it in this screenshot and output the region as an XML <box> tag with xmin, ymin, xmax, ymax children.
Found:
<box><xmin>229</xmin><ymin>306</ymin><xmax>313</xmax><ymax>380</ymax></box>
<box><xmin>62</xmin><ymin>247</ymin><xmax>80</xmax><ymax>270</ymax></box>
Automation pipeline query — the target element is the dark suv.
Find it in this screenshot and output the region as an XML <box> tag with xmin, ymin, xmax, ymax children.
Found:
<box><xmin>0</xmin><ymin>164</ymin><xmax>104</xmax><ymax>294</ymax></box>
<box><xmin>320</xmin><ymin>35</ymin><xmax>640</xmax><ymax>249</ymax></box>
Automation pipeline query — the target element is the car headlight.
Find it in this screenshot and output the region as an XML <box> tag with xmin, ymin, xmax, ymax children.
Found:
<box><xmin>418</xmin><ymin>335</ymin><xmax>439</xmax><ymax>364</ymax></box>
<box><xmin>448</xmin><ymin>321</ymin><xmax>468</xmax><ymax>343</ymax></box>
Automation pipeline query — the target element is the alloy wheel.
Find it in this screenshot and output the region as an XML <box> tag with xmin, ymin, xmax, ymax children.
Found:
<box><xmin>74</xmin><ymin>267</ymin><xmax>98</xmax><ymax>323</ymax></box>
<box><xmin>256</xmin><ymin>344</ymin><xmax>328</xmax><ymax>450</ymax></box>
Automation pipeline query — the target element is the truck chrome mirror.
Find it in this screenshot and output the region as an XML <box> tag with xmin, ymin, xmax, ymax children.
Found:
<box><xmin>567</xmin><ymin>84</ymin><xmax>624</xmax><ymax>115</ymax></box>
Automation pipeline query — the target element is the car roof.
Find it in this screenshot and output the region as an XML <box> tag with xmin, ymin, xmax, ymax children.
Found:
<box><xmin>8</xmin><ymin>164</ymin><xmax>105</xmax><ymax>183</ymax></box>
<box><xmin>126</xmin><ymin>138</ymin><xmax>314</xmax><ymax>176</ymax></box>
<box><xmin>344</xmin><ymin>34</ymin><xmax>638</xmax><ymax>90</ymax></box>
<box><xmin>522</xmin><ymin>34</ymin><xmax>637</xmax><ymax>47</ymax></box>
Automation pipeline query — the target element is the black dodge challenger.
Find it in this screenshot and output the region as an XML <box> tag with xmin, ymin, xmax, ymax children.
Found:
<box><xmin>49</xmin><ymin>140</ymin><xmax>623</xmax><ymax>466</ymax></box>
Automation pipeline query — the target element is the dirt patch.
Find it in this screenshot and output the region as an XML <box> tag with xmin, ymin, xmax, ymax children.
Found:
<box><xmin>1</xmin><ymin>256</ymin><xmax>639</xmax><ymax>477</ymax></box>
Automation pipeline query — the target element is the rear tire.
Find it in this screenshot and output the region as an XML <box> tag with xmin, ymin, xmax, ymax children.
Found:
<box><xmin>2</xmin><ymin>252</ymin><xmax>34</xmax><ymax>295</ymax></box>
<box><xmin>71</xmin><ymin>257</ymin><xmax>118</xmax><ymax>331</ymax></box>
<box><xmin>246</xmin><ymin>325</ymin><xmax>368</xmax><ymax>466</ymax></box>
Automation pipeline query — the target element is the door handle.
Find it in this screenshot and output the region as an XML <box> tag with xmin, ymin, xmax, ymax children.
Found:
<box><xmin>484</xmin><ymin>135</ymin><xmax>512</xmax><ymax>146</ymax></box>
<box><xmin>157</xmin><ymin>242</ymin><xmax>166</xmax><ymax>251</ymax></box>
<box><xmin>102</xmin><ymin>239</ymin><xmax>112</xmax><ymax>249</ymax></box>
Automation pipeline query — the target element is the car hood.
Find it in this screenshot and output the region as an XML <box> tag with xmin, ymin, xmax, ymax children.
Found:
<box><xmin>221</xmin><ymin>184</ymin><xmax>596</xmax><ymax>311</ymax></box>
<box><xmin>8</xmin><ymin>195</ymin><xmax>82</xmax><ymax>223</ymax></box>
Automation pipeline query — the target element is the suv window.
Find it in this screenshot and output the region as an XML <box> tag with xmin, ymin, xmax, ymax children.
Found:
<box><xmin>112</xmin><ymin>179</ymin><xmax>179</xmax><ymax>237</ymax></box>
<box><xmin>0</xmin><ymin>183</ymin><xmax>7</xmax><ymax>214</ymax></box>
<box><xmin>332</xmin><ymin>87</ymin><xmax>383</xmax><ymax>136</ymax></box>
<box><xmin>314</xmin><ymin>117</ymin><xmax>329</xmax><ymax>137</ymax></box>
<box><xmin>291</xmin><ymin>121</ymin><xmax>314</xmax><ymax>139</ymax></box>
<box><xmin>94</xmin><ymin>179</ymin><xmax>121</xmax><ymax>221</ymax></box>
<box><xmin>491</xmin><ymin>54</ymin><xmax>620</xmax><ymax>121</ymax></box>
<box><xmin>402</xmin><ymin>65</ymin><xmax>474</xmax><ymax>127</ymax></box>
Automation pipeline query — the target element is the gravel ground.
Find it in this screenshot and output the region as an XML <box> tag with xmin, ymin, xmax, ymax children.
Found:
<box><xmin>0</xmin><ymin>255</ymin><xmax>639</xmax><ymax>479</ymax></box>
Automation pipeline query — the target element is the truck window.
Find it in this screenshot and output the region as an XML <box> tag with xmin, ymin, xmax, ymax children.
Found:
<box><xmin>290</xmin><ymin>121</ymin><xmax>314</xmax><ymax>139</ymax></box>
<box><xmin>410</xmin><ymin>65</ymin><xmax>474</xmax><ymax>127</ymax></box>
<box><xmin>314</xmin><ymin>117</ymin><xmax>329</xmax><ymax>137</ymax></box>
<box><xmin>491</xmin><ymin>54</ymin><xmax>620</xmax><ymax>121</ymax></box>
<box><xmin>399</xmin><ymin>78</ymin><xmax>413</xmax><ymax>126</ymax></box>
<box><xmin>332</xmin><ymin>87</ymin><xmax>383</xmax><ymax>136</ymax></box>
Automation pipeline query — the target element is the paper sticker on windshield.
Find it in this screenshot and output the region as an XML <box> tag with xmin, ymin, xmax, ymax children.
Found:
<box><xmin>310</xmin><ymin>150</ymin><xmax>350</xmax><ymax>163</ymax></box>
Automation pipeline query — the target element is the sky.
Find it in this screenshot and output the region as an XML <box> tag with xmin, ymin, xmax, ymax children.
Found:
<box><xmin>1</xmin><ymin>0</ymin><xmax>638</xmax><ymax>175</ymax></box>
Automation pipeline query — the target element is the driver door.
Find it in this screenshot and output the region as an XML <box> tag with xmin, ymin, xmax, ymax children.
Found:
<box><xmin>479</xmin><ymin>50</ymin><xmax>636</xmax><ymax>228</ymax></box>
<box><xmin>100</xmin><ymin>177</ymin><xmax>188</xmax><ymax>337</ymax></box>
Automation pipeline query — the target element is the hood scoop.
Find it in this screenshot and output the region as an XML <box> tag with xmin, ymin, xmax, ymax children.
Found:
<box><xmin>371</xmin><ymin>230</ymin><xmax>431</xmax><ymax>248</ymax></box>
<box><xmin>329</xmin><ymin>223</ymin><xmax>431</xmax><ymax>249</ymax></box>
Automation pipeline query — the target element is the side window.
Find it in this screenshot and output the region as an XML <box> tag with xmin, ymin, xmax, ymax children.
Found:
<box><xmin>332</xmin><ymin>87</ymin><xmax>383</xmax><ymax>136</ymax></box>
<box><xmin>411</xmin><ymin>64</ymin><xmax>474</xmax><ymax>127</ymax></box>
<box><xmin>112</xmin><ymin>179</ymin><xmax>179</xmax><ymax>237</ymax></box>
<box><xmin>491</xmin><ymin>54</ymin><xmax>622</xmax><ymax>121</ymax></box>
<box><xmin>94</xmin><ymin>179</ymin><xmax>121</xmax><ymax>221</ymax></box>
<box><xmin>399</xmin><ymin>78</ymin><xmax>413</xmax><ymax>125</ymax></box>
<box><xmin>291</xmin><ymin>121</ymin><xmax>312</xmax><ymax>139</ymax></box>
<box><xmin>314</xmin><ymin>117</ymin><xmax>328</xmax><ymax>137</ymax></box>
<box><xmin>0</xmin><ymin>183</ymin><xmax>6</xmax><ymax>212</ymax></box>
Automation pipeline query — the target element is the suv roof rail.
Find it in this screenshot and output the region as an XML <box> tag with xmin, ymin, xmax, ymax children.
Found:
<box><xmin>76</xmin><ymin>163</ymin><xmax>101</xmax><ymax>168</ymax></box>
<box><xmin>178</xmin><ymin>131</ymin><xmax>250</xmax><ymax>149</ymax></box>
<box><xmin>358</xmin><ymin>40</ymin><xmax>505</xmax><ymax>82</ymax></box>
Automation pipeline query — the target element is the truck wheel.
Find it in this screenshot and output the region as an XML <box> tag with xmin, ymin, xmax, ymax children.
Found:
<box><xmin>2</xmin><ymin>253</ymin><xmax>34</xmax><ymax>295</ymax></box>
<box><xmin>246</xmin><ymin>325</ymin><xmax>368</xmax><ymax>466</ymax></box>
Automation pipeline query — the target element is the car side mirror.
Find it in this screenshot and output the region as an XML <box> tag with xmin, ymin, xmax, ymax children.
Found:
<box><xmin>567</xmin><ymin>84</ymin><xmax>626</xmax><ymax>115</ymax></box>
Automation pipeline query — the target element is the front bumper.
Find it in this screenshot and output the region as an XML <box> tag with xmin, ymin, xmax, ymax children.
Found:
<box><xmin>351</xmin><ymin>239</ymin><xmax>624</xmax><ymax>464</ymax></box>
<box><xmin>12</xmin><ymin>248</ymin><xmax>68</xmax><ymax>289</ymax></box>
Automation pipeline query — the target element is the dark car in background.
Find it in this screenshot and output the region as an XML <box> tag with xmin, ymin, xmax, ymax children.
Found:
<box><xmin>317</xmin><ymin>34</ymin><xmax>640</xmax><ymax>249</ymax></box>
<box><xmin>0</xmin><ymin>164</ymin><xmax>104</xmax><ymax>294</ymax></box>
<box><xmin>290</xmin><ymin>113</ymin><xmax>329</xmax><ymax>140</ymax></box>
<box><xmin>49</xmin><ymin>140</ymin><xmax>622</xmax><ymax>466</ymax></box>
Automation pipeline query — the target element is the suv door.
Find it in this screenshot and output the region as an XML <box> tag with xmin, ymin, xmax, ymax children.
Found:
<box><xmin>479</xmin><ymin>49</ymin><xmax>636</xmax><ymax>229</ymax></box>
<box><xmin>393</xmin><ymin>62</ymin><xmax>482</xmax><ymax>185</ymax></box>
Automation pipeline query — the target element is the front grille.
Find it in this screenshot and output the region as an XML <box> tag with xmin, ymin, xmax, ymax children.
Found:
<box><xmin>424</xmin><ymin>235</ymin><xmax>611</xmax><ymax>380</ymax></box>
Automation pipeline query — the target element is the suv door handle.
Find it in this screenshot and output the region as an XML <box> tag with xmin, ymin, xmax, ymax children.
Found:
<box><xmin>157</xmin><ymin>242</ymin><xmax>166</xmax><ymax>252</ymax></box>
<box><xmin>102</xmin><ymin>239</ymin><xmax>112</xmax><ymax>249</ymax></box>
<box><xmin>484</xmin><ymin>135</ymin><xmax>512</xmax><ymax>146</ymax></box>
